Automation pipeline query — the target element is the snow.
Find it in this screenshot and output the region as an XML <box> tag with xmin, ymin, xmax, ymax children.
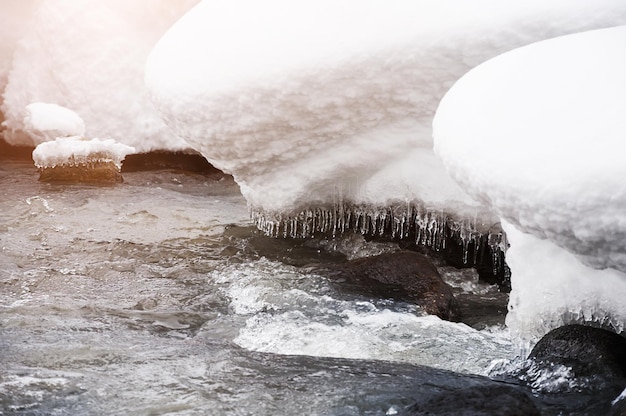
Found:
<box><xmin>434</xmin><ymin>26</ymin><xmax>626</xmax><ymax>272</ymax></box>
<box><xmin>433</xmin><ymin>26</ymin><xmax>626</xmax><ymax>343</ymax></box>
<box><xmin>0</xmin><ymin>1</ymin><xmax>38</xmax><ymax>102</ymax></box>
<box><xmin>146</xmin><ymin>0</ymin><xmax>626</xmax><ymax>220</ymax></box>
<box><xmin>1</xmin><ymin>0</ymin><xmax>199</xmax><ymax>152</ymax></box>
<box><xmin>23</xmin><ymin>103</ymin><xmax>85</xmax><ymax>144</ymax></box>
<box><xmin>32</xmin><ymin>136</ymin><xmax>135</xmax><ymax>169</ymax></box>
<box><xmin>503</xmin><ymin>221</ymin><xmax>626</xmax><ymax>345</ymax></box>
<box><xmin>2</xmin><ymin>0</ymin><xmax>625</xmax><ymax>347</ymax></box>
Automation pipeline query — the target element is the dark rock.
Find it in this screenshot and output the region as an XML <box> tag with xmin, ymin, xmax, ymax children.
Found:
<box><xmin>529</xmin><ymin>324</ymin><xmax>626</xmax><ymax>381</ymax></box>
<box><xmin>319</xmin><ymin>251</ymin><xmax>460</xmax><ymax>321</ymax></box>
<box><xmin>122</xmin><ymin>151</ymin><xmax>221</xmax><ymax>174</ymax></box>
<box><xmin>0</xmin><ymin>137</ymin><xmax>34</xmax><ymax>160</ymax></box>
<box><xmin>403</xmin><ymin>383</ymin><xmax>540</xmax><ymax>416</ymax></box>
<box><xmin>38</xmin><ymin>161</ymin><xmax>124</xmax><ymax>183</ymax></box>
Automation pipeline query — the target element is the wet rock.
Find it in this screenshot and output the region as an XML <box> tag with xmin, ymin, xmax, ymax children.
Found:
<box><xmin>317</xmin><ymin>251</ymin><xmax>460</xmax><ymax>321</ymax></box>
<box><xmin>38</xmin><ymin>161</ymin><xmax>124</xmax><ymax>183</ymax></box>
<box><xmin>529</xmin><ymin>324</ymin><xmax>626</xmax><ymax>382</ymax></box>
<box><xmin>403</xmin><ymin>383</ymin><xmax>540</xmax><ymax>416</ymax></box>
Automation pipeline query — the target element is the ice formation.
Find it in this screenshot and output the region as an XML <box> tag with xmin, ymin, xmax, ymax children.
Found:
<box><xmin>433</xmin><ymin>26</ymin><xmax>626</xmax><ymax>343</ymax></box>
<box><xmin>146</xmin><ymin>0</ymin><xmax>626</xmax><ymax>260</ymax></box>
<box><xmin>32</xmin><ymin>136</ymin><xmax>135</xmax><ymax>183</ymax></box>
<box><xmin>23</xmin><ymin>103</ymin><xmax>86</xmax><ymax>144</ymax></box>
<box><xmin>0</xmin><ymin>0</ymin><xmax>199</xmax><ymax>152</ymax></box>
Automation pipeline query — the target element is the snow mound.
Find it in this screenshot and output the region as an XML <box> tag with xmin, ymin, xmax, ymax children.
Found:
<box><xmin>433</xmin><ymin>26</ymin><xmax>626</xmax><ymax>343</ymax></box>
<box><xmin>146</xmin><ymin>0</ymin><xmax>626</xmax><ymax>232</ymax></box>
<box><xmin>24</xmin><ymin>103</ymin><xmax>86</xmax><ymax>144</ymax></box>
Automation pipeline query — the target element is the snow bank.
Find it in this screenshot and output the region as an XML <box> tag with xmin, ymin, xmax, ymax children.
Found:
<box><xmin>1</xmin><ymin>0</ymin><xmax>199</xmax><ymax>152</ymax></box>
<box><xmin>24</xmin><ymin>103</ymin><xmax>85</xmax><ymax>144</ymax></box>
<box><xmin>146</xmin><ymin>0</ymin><xmax>626</xmax><ymax>227</ymax></box>
<box><xmin>433</xmin><ymin>26</ymin><xmax>626</xmax><ymax>343</ymax></box>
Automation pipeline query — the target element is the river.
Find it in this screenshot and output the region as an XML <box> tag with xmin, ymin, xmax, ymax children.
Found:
<box><xmin>0</xmin><ymin>158</ymin><xmax>605</xmax><ymax>415</ymax></box>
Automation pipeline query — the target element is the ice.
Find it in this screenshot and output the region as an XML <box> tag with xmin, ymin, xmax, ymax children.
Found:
<box><xmin>504</xmin><ymin>221</ymin><xmax>626</xmax><ymax>346</ymax></box>
<box><xmin>146</xmin><ymin>0</ymin><xmax>626</xmax><ymax>253</ymax></box>
<box><xmin>23</xmin><ymin>103</ymin><xmax>86</xmax><ymax>144</ymax></box>
<box><xmin>614</xmin><ymin>388</ymin><xmax>626</xmax><ymax>406</ymax></box>
<box><xmin>252</xmin><ymin>202</ymin><xmax>505</xmax><ymax>271</ymax></box>
<box><xmin>433</xmin><ymin>26</ymin><xmax>626</xmax><ymax>343</ymax></box>
<box><xmin>1</xmin><ymin>0</ymin><xmax>199</xmax><ymax>152</ymax></box>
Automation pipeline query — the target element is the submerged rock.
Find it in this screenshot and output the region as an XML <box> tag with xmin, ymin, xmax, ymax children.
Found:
<box><xmin>316</xmin><ymin>250</ymin><xmax>460</xmax><ymax>321</ymax></box>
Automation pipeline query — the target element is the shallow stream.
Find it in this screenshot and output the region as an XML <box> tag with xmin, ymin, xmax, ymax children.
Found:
<box><xmin>0</xmin><ymin>160</ymin><xmax>603</xmax><ymax>415</ymax></box>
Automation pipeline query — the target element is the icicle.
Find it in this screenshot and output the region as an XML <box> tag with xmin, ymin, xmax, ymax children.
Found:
<box><xmin>250</xmin><ymin>200</ymin><xmax>506</xmax><ymax>275</ymax></box>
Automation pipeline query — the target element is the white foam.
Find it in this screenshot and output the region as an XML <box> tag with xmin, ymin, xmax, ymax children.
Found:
<box><xmin>235</xmin><ymin>308</ymin><xmax>512</xmax><ymax>375</ymax></box>
<box><xmin>213</xmin><ymin>258</ymin><xmax>512</xmax><ymax>374</ymax></box>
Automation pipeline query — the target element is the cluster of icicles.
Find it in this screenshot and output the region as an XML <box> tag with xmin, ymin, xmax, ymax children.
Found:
<box><xmin>252</xmin><ymin>201</ymin><xmax>507</xmax><ymax>274</ymax></box>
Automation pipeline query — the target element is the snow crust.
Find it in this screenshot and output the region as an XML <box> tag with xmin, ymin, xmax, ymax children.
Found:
<box><xmin>434</xmin><ymin>27</ymin><xmax>626</xmax><ymax>342</ymax></box>
<box><xmin>32</xmin><ymin>137</ymin><xmax>135</xmax><ymax>169</ymax></box>
<box><xmin>146</xmin><ymin>0</ymin><xmax>626</xmax><ymax>217</ymax></box>
<box><xmin>1</xmin><ymin>0</ymin><xmax>199</xmax><ymax>152</ymax></box>
<box><xmin>24</xmin><ymin>103</ymin><xmax>85</xmax><ymax>144</ymax></box>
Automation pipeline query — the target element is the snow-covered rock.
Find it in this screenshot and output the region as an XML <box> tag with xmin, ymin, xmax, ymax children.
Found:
<box><xmin>33</xmin><ymin>136</ymin><xmax>135</xmax><ymax>183</ymax></box>
<box><xmin>146</xmin><ymin>0</ymin><xmax>626</xmax><ymax>224</ymax></box>
<box><xmin>33</xmin><ymin>136</ymin><xmax>134</xmax><ymax>170</ymax></box>
<box><xmin>1</xmin><ymin>0</ymin><xmax>199</xmax><ymax>152</ymax></box>
<box><xmin>433</xmin><ymin>26</ymin><xmax>626</xmax><ymax>343</ymax></box>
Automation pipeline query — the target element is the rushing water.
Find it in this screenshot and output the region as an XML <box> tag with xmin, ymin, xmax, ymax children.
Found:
<box><xmin>1</xmin><ymin>159</ymin><xmax>609</xmax><ymax>415</ymax></box>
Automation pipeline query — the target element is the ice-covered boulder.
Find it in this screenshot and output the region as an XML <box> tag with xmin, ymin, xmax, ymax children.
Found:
<box><xmin>433</xmin><ymin>26</ymin><xmax>626</xmax><ymax>343</ymax></box>
<box><xmin>146</xmin><ymin>0</ymin><xmax>626</xmax><ymax>247</ymax></box>
<box><xmin>1</xmin><ymin>0</ymin><xmax>199</xmax><ymax>152</ymax></box>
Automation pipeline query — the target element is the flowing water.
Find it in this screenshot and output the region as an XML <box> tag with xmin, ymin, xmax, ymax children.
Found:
<box><xmin>0</xmin><ymin>159</ymin><xmax>600</xmax><ymax>415</ymax></box>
